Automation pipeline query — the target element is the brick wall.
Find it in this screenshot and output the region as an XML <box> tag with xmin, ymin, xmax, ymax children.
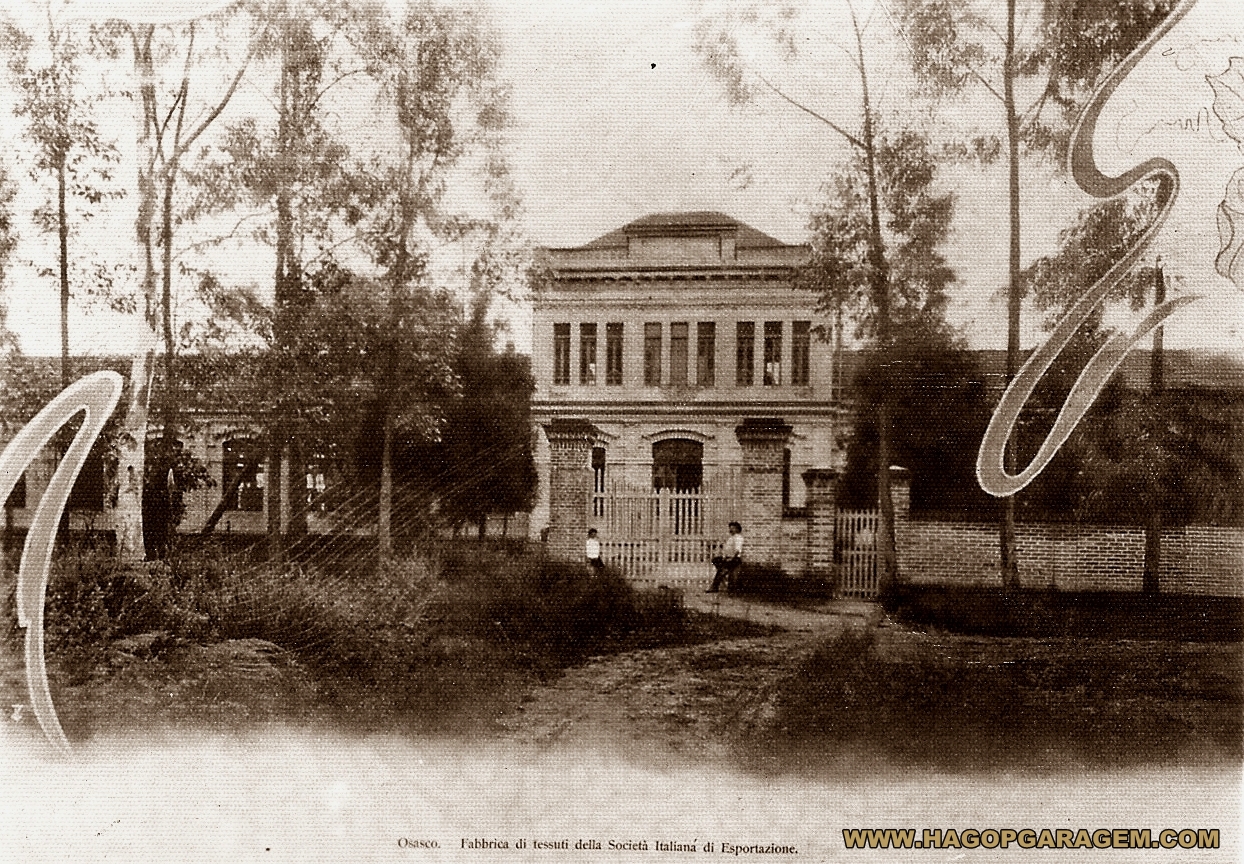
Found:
<box><xmin>543</xmin><ymin>420</ymin><xmax>602</xmax><ymax>563</ymax></box>
<box><xmin>893</xmin><ymin>478</ymin><xmax>1243</xmax><ymax>597</ymax></box>
<box><xmin>780</xmin><ymin>515</ymin><xmax>808</xmax><ymax>576</ymax></box>
<box><xmin>736</xmin><ymin>419</ymin><xmax>792</xmax><ymax>567</ymax></box>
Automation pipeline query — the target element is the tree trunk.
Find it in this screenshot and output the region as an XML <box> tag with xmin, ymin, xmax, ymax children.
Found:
<box><xmin>1143</xmin><ymin>264</ymin><xmax>1165</xmax><ymax>595</ymax></box>
<box><xmin>199</xmin><ymin>457</ymin><xmax>255</xmax><ymax>535</ymax></box>
<box><xmin>114</xmin><ymin>348</ymin><xmax>154</xmax><ymax>562</ymax></box>
<box><xmin>115</xmin><ymin>26</ymin><xmax>160</xmax><ymax>563</ymax></box>
<box><xmin>58</xmin><ymin>158</ymin><xmax>70</xmax><ymax>392</ymax></box>
<box><xmin>851</xmin><ymin>4</ymin><xmax>897</xmax><ymax>591</ymax></box>
<box><xmin>268</xmin><ymin>10</ymin><xmax>302</xmax><ymax>560</ymax></box>
<box><xmin>266</xmin><ymin>430</ymin><xmax>283</xmax><ymax>565</ymax></box>
<box><xmin>378</xmin><ymin>405</ymin><xmax>394</xmax><ymax>559</ymax></box>
<box><xmin>999</xmin><ymin>0</ymin><xmax>1021</xmax><ymax>592</ymax></box>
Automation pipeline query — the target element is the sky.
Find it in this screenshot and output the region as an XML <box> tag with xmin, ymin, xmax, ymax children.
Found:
<box><xmin>0</xmin><ymin>0</ymin><xmax>1242</xmax><ymax>357</ymax></box>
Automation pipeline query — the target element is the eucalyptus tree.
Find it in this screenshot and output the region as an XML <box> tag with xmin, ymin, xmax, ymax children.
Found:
<box><xmin>1</xmin><ymin>4</ymin><xmax>122</xmax><ymax>389</ymax></box>
<box><xmin>347</xmin><ymin>0</ymin><xmax>513</xmax><ymax>558</ymax></box>
<box><xmin>800</xmin><ymin>130</ymin><xmax>984</xmax><ymax>521</ymax></box>
<box><xmin>102</xmin><ymin>4</ymin><xmax>266</xmax><ymax>560</ymax></box>
<box><xmin>893</xmin><ymin>0</ymin><xmax>1178</xmax><ymax>588</ymax></box>
<box><xmin>188</xmin><ymin>0</ymin><xmax>361</xmax><ymax>560</ymax></box>
<box><xmin>1019</xmin><ymin>183</ymin><xmax>1236</xmax><ymax>593</ymax></box>
<box><xmin>697</xmin><ymin>0</ymin><xmax>914</xmax><ymax>588</ymax></box>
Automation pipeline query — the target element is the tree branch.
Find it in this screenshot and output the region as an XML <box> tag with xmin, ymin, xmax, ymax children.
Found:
<box><xmin>970</xmin><ymin>67</ymin><xmax>1006</xmax><ymax>105</ymax></box>
<box><xmin>754</xmin><ymin>70</ymin><xmax>865</xmax><ymax>151</ymax></box>
<box><xmin>172</xmin><ymin>18</ymin><xmax>267</xmax><ymax>162</ymax></box>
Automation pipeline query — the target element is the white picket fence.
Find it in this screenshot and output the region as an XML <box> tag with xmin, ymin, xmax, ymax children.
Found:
<box><xmin>592</xmin><ymin>474</ymin><xmax>741</xmax><ymax>585</ymax></box>
<box><xmin>836</xmin><ymin>508</ymin><xmax>879</xmax><ymax>598</ymax></box>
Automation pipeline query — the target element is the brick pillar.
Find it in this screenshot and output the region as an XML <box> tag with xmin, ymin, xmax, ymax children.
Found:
<box><xmin>802</xmin><ymin>468</ymin><xmax>838</xmax><ymax>578</ymax></box>
<box><xmin>735</xmin><ymin>418</ymin><xmax>792</xmax><ymax>568</ymax></box>
<box><xmin>543</xmin><ymin>419</ymin><xmax>602</xmax><ymax>562</ymax></box>
<box><xmin>889</xmin><ymin>466</ymin><xmax>911</xmax><ymax>575</ymax></box>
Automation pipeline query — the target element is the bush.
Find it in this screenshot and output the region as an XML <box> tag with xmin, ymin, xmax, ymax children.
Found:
<box><xmin>882</xmin><ymin>584</ymin><xmax>1244</xmax><ymax>641</ymax></box>
<box><xmin>728</xmin><ymin>564</ymin><xmax>835</xmax><ymax>600</ymax></box>
<box><xmin>767</xmin><ymin>627</ymin><xmax>1242</xmax><ymax>770</ymax></box>
<box><xmin>439</xmin><ymin>551</ymin><xmax>687</xmax><ymax>668</ymax></box>
<box><xmin>25</xmin><ymin>538</ymin><xmax>690</xmax><ymax>728</ymax></box>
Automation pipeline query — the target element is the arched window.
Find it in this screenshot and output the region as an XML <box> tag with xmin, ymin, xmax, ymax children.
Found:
<box><xmin>222</xmin><ymin>438</ymin><xmax>264</xmax><ymax>512</ymax></box>
<box><xmin>67</xmin><ymin>447</ymin><xmax>106</xmax><ymax>511</ymax></box>
<box><xmin>651</xmin><ymin>439</ymin><xmax>703</xmax><ymax>493</ymax></box>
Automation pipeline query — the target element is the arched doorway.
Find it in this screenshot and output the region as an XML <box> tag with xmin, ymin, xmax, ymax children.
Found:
<box><xmin>651</xmin><ymin>438</ymin><xmax>702</xmax><ymax>492</ymax></box>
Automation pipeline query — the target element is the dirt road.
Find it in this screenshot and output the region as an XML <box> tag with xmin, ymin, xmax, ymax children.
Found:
<box><xmin>497</xmin><ymin>591</ymin><xmax>875</xmax><ymax>763</ymax></box>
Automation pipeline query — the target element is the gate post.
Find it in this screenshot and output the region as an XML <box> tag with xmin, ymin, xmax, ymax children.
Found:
<box><xmin>802</xmin><ymin>469</ymin><xmax>838</xmax><ymax>579</ymax></box>
<box><xmin>735</xmin><ymin>418</ymin><xmax>792</xmax><ymax>568</ymax></box>
<box><xmin>543</xmin><ymin>419</ymin><xmax>602</xmax><ymax>563</ymax></box>
<box><xmin>889</xmin><ymin>466</ymin><xmax>911</xmax><ymax>575</ymax></box>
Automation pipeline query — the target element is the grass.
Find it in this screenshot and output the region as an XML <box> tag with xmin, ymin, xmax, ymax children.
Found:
<box><xmin>757</xmin><ymin>627</ymin><xmax>1242</xmax><ymax>774</ymax></box>
<box><xmin>883</xmin><ymin>584</ymin><xmax>1243</xmax><ymax>640</ymax></box>
<box><xmin>6</xmin><ymin>538</ymin><xmax>727</xmax><ymax>738</ymax></box>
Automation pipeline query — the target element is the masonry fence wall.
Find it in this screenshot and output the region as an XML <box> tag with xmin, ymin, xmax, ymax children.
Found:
<box><xmin>893</xmin><ymin>478</ymin><xmax>1243</xmax><ymax>598</ymax></box>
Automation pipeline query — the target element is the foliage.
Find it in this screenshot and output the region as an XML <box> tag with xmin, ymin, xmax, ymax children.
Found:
<box><xmin>1018</xmin><ymin>180</ymin><xmax>1242</xmax><ymax>528</ymax></box>
<box><xmin>141</xmin><ymin>435</ymin><xmax>214</xmax><ymax>557</ymax></box>
<box><xmin>1022</xmin><ymin>181</ymin><xmax>1165</xmax><ymax>328</ymax></box>
<box><xmin>0</xmin><ymin>4</ymin><xmax>124</xmax><ymax>377</ymax></box>
<box><xmin>894</xmin><ymin>0</ymin><xmax>1178</xmax><ymax>161</ymax></box>
<box><xmin>1075</xmin><ymin>388</ymin><xmax>1244</xmax><ymax>527</ymax></box>
<box><xmin>438</xmin><ymin>544</ymin><xmax>687</xmax><ymax>668</ymax></box>
<box><xmin>28</xmin><ymin>538</ymin><xmax>688</xmax><ymax>716</ymax></box>
<box><xmin>841</xmin><ymin>331</ymin><xmax>996</xmax><ymax>517</ymax></box>
<box><xmin>288</xmin><ymin>262</ymin><xmax>460</xmax><ymax>451</ymax></box>
<box><xmin>887</xmin><ymin>583</ymin><xmax>1244</xmax><ymax>640</ymax></box>
<box><xmin>767</xmin><ymin>626</ymin><xmax>1241</xmax><ymax>770</ymax></box>
<box><xmin>798</xmin><ymin>128</ymin><xmax>956</xmax><ymax>340</ymax></box>
<box><xmin>413</xmin><ymin>297</ymin><xmax>536</xmax><ymax>532</ymax></box>
<box><xmin>0</xmin><ymin>159</ymin><xmax>18</xmax><ymax>354</ymax></box>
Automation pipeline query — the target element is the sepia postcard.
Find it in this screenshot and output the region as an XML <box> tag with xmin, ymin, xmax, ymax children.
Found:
<box><xmin>0</xmin><ymin>0</ymin><xmax>1240</xmax><ymax>860</ymax></box>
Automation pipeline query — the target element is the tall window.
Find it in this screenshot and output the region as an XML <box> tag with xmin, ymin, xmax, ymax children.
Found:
<box><xmin>735</xmin><ymin>322</ymin><xmax>754</xmax><ymax>386</ymax></box>
<box><xmin>592</xmin><ymin>447</ymin><xmax>607</xmax><ymax>517</ymax></box>
<box><xmin>5</xmin><ymin>473</ymin><xmax>25</xmax><ymax>509</ymax></box>
<box><xmin>696</xmin><ymin>322</ymin><xmax>715</xmax><ymax>387</ymax></box>
<box><xmin>791</xmin><ymin>320</ymin><xmax>811</xmax><ymax>386</ymax></box>
<box><xmin>606</xmin><ymin>323</ymin><xmax>623</xmax><ymax>385</ymax></box>
<box><xmin>553</xmin><ymin>323</ymin><xmax>571</xmax><ymax>385</ymax></box>
<box><xmin>222</xmin><ymin>438</ymin><xmax>264</xmax><ymax>512</ymax></box>
<box><xmin>669</xmin><ymin>322</ymin><xmax>688</xmax><ymax>386</ymax></box>
<box><xmin>764</xmin><ymin>321</ymin><xmax>783</xmax><ymax>386</ymax></box>
<box><xmin>67</xmin><ymin>447</ymin><xmax>105</xmax><ymax>511</ymax></box>
<box><xmin>579</xmin><ymin>323</ymin><xmax>597</xmax><ymax>385</ymax></box>
<box><xmin>644</xmin><ymin>323</ymin><xmax>662</xmax><ymax>385</ymax></box>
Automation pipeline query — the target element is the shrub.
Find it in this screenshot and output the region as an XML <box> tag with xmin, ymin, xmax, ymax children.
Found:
<box><xmin>442</xmin><ymin>554</ymin><xmax>687</xmax><ymax>668</ymax></box>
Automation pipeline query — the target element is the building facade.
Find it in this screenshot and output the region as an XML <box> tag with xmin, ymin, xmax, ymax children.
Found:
<box><xmin>529</xmin><ymin>212</ymin><xmax>847</xmax><ymax>573</ymax></box>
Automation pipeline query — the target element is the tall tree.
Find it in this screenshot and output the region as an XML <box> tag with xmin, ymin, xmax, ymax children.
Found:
<box><xmin>697</xmin><ymin>0</ymin><xmax>907</xmax><ymax>588</ymax></box>
<box><xmin>104</xmin><ymin>6</ymin><xmax>263</xmax><ymax>561</ymax></box>
<box><xmin>894</xmin><ymin>0</ymin><xmax>1178</xmax><ymax>589</ymax></box>
<box><xmin>2</xmin><ymin>5</ymin><xmax>122</xmax><ymax>390</ymax></box>
<box><xmin>349</xmin><ymin>0</ymin><xmax>511</xmax><ymax>558</ymax></box>
<box><xmin>1020</xmin><ymin>183</ymin><xmax>1241</xmax><ymax>591</ymax></box>
<box><xmin>426</xmin><ymin>295</ymin><xmax>536</xmax><ymax>536</ymax></box>
<box><xmin>800</xmin><ymin>129</ymin><xmax>973</xmax><ymax>517</ymax></box>
<box><xmin>189</xmin><ymin>0</ymin><xmax>358</xmax><ymax>561</ymax></box>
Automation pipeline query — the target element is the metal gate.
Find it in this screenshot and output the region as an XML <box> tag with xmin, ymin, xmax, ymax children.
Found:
<box><xmin>836</xmin><ymin>508</ymin><xmax>878</xmax><ymax>598</ymax></box>
<box><xmin>592</xmin><ymin>472</ymin><xmax>741</xmax><ymax>585</ymax></box>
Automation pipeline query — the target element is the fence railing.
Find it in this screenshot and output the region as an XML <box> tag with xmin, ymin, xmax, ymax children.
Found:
<box><xmin>836</xmin><ymin>508</ymin><xmax>878</xmax><ymax>598</ymax></box>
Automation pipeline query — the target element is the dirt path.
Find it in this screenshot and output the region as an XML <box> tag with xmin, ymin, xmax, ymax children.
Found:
<box><xmin>496</xmin><ymin>591</ymin><xmax>875</xmax><ymax>762</ymax></box>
